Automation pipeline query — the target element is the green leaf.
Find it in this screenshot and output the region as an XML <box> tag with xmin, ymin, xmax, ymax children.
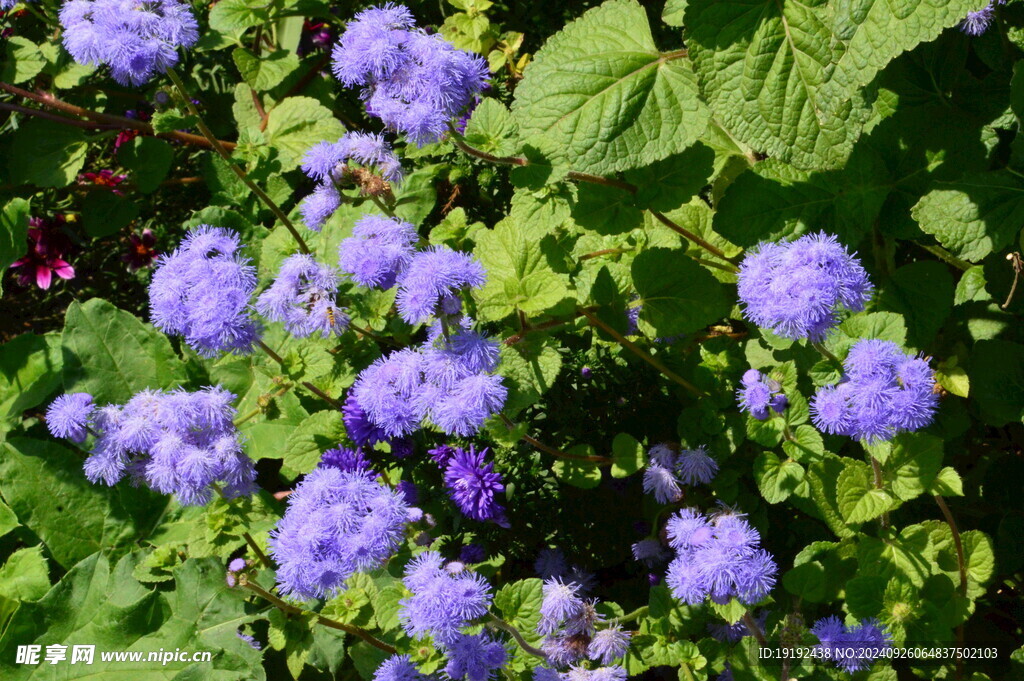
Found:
<box><xmin>0</xmin><ymin>546</ymin><xmax>50</xmax><ymax>602</ymax></box>
<box><xmin>7</xmin><ymin>119</ymin><xmax>88</xmax><ymax>188</ymax></box>
<box><xmin>961</xmin><ymin>530</ymin><xmax>995</xmax><ymax>595</ymax></box>
<box><xmin>80</xmin><ymin>192</ymin><xmax>140</xmax><ymax>238</ymax></box>
<box><xmin>571</xmin><ymin>183</ymin><xmax>643</xmax><ymax>235</ymax></box>
<box><xmin>494</xmin><ymin>578</ymin><xmax>544</xmax><ymax>636</ymax></box>
<box><xmin>209</xmin><ymin>0</ymin><xmax>270</xmax><ymax>34</ymax></box>
<box><xmin>971</xmin><ymin>340</ymin><xmax>1024</xmax><ymax>426</ymax></box>
<box><xmin>929</xmin><ymin>467</ymin><xmax>964</xmax><ymax>497</ymax></box>
<box><xmin>781</xmin><ymin>424</ymin><xmax>824</xmax><ymax>462</ymax></box>
<box><xmin>611</xmin><ymin>432</ymin><xmax>644</xmax><ymax>478</ymax></box>
<box><xmin>837</xmin><ymin>460</ymin><xmax>895</xmax><ymax>525</ymax></box>
<box><xmin>623</xmin><ymin>143</ymin><xmax>715</xmax><ymax>213</ymax></box>
<box><xmin>753</xmin><ymin>452</ymin><xmax>805</xmax><ymax>504</ymax></box>
<box><xmin>0</xmin><ymin>332</ymin><xmax>62</xmax><ymax>421</ymax></box>
<box><xmin>265</xmin><ymin>97</ymin><xmax>347</xmax><ymax>171</ymax></box>
<box><xmin>857</xmin><ymin>523</ymin><xmax>934</xmax><ymax>587</ymax></box>
<box><xmin>1</xmin><ymin>37</ymin><xmax>46</xmax><ymax>84</ymax></box>
<box><xmin>662</xmin><ymin>0</ymin><xmax>687</xmax><ymax>26</ymax></box>
<box><xmin>0</xmin><ymin>499</ymin><xmax>18</xmax><ymax>539</ymax></box>
<box><xmin>886</xmin><ymin>433</ymin><xmax>944</xmax><ymax>502</ymax></box>
<box><xmin>552</xmin><ymin>449</ymin><xmax>602</xmax><ymax>489</ymax></box>
<box><xmin>0</xmin><ymin>554</ymin><xmax>266</xmax><ymax>680</ymax></box>
<box><xmin>631</xmin><ymin>247</ymin><xmax>728</xmax><ymax>337</ymax></box>
<box><xmin>0</xmin><ymin>198</ymin><xmax>30</xmax><ymax>297</ymax></box>
<box><xmin>499</xmin><ymin>337</ymin><xmax>563</xmax><ymax>416</ymax></box>
<box><xmin>151</xmin><ymin>110</ymin><xmax>198</xmax><ymax>135</ymax></box>
<box><xmin>61</xmin><ymin>298</ymin><xmax>187</xmax><ymax>405</ymax></box>
<box><xmin>878</xmin><ymin>261</ymin><xmax>953</xmax><ymax>350</ymax></box>
<box><xmin>463</xmin><ymin>99</ymin><xmax>519</xmax><ymax>157</ymax></box>
<box><xmin>118</xmin><ymin>137</ymin><xmax>174</xmax><ymax>194</ymax></box>
<box><xmin>392</xmin><ymin>163</ymin><xmax>441</xmax><ymax>227</ymax></box>
<box><xmin>233</xmin><ymin>48</ymin><xmax>301</xmax><ymax>91</ymax></box>
<box><xmin>512</xmin><ymin>0</ymin><xmax>709</xmax><ymax>175</ymax></box>
<box><xmin>0</xmin><ymin>437</ymin><xmax>168</xmax><ymax>568</ymax></box>
<box><xmin>912</xmin><ymin>171</ymin><xmax>1024</xmax><ymax>262</ymax></box>
<box><xmin>473</xmin><ymin>216</ymin><xmax>573</xmax><ymax>321</ymax></box>
<box><xmin>954</xmin><ymin>266</ymin><xmax>988</xmax><ymax>305</ymax></box>
<box><xmin>283</xmin><ymin>410</ymin><xmax>347</xmax><ymax>474</ymax></box>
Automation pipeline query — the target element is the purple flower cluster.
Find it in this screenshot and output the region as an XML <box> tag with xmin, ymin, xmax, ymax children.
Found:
<box><xmin>398</xmin><ymin>550</ymin><xmax>492</xmax><ymax>645</ymax></box>
<box><xmin>811</xmin><ymin>616</ymin><xmax>892</xmax><ymax>673</ymax></box>
<box><xmin>737</xmin><ymin>232</ymin><xmax>872</xmax><ymax>342</ymax></box>
<box><xmin>319</xmin><ymin>446</ymin><xmax>374</xmax><ymax>478</ymax></box>
<box><xmin>256</xmin><ymin>254</ymin><xmax>348</xmax><ymax>338</ymax></box>
<box><xmin>737</xmin><ymin>369</ymin><xmax>787</xmax><ymax>420</ymax></box>
<box><xmin>537</xmin><ymin>579</ymin><xmax>606</xmax><ymax>667</ymax></box>
<box><xmin>60</xmin><ymin>0</ymin><xmax>198</xmax><ymax>86</ymax></box>
<box><xmin>373</xmin><ymin>655</ymin><xmax>432</xmax><ymax>681</ymax></box>
<box><xmin>442</xmin><ymin>446</ymin><xmax>507</xmax><ymax>523</ymax></box>
<box><xmin>268</xmin><ymin>466</ymin><xmax>408</xmax><ymax>599</ymax></box>
<box><xmin>46</xmin><ymin>387</ymin><xmax>255</xmax><ymax>506</ymax></box>
<box><xmin>342</xmin><ymin>394</ymin><xmax>390</xmax><ymax>447</ymax></box>
<box><xmin>338</xmin><ymin>215</ymin><xmax>418</xmax><ymax>289</ymax></box>
<box><xmin>642</xmin><ymin>444</ymin><xmax>718</xmax><ymax>504</ymax></box>
<box><xmin>810</xmin><ymin>339</ymin><xmax>938</xmax><ymax>442</ymax></box>
<box><xmin>351</xmin><ymin>319</ymin><xmax>506</xmax><ymax>438</ymax></box>
<box><xmin>960</xmin><ymin>0</ymin><xmax>1004</xmax><ymax>35</ymax></box>
<box><xmin>444</xmin><ymin>633</ymin><xmax>507</xmax><ymax>681</ymax></box>
<box><xmin>665</xmin><ymin>509</ymin><xmax>777</xmax><ymax>606</ymax></box>
<box><xmin>299</xmin><ymin>132</ymin><xmax>404</xmax><ymax>230</ymax></box>
<box><xmin>332</xmin><ymin>3</ymin><xmax>489</xmax><ymax>145</ymax></box>
<box><xmin>149</xmin><ymin>226</ymin><xmax>259</xmax><ymax>357</ymax></box>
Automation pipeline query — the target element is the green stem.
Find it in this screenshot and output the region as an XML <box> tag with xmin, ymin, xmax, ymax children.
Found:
<box><xmin>242</xmin><ymin>579</ymin><xmax>397</xmax><ymax>654</ymax></box>
<box><xmin>871</xmin><ymin>457</ymin><xmax>890</xmax><ymax>530</ymax></box>
<box><xmin>743</xmin><ymin>611</ymin><xmax>768</xmax><ymax>646</ymax></box>
<box><xmin>164</xmin><ymin>69</ymin><xmax>310</xmax><ymax>254</ymax></box>
<box><xmin>812</xmin><ymin>342</ymin><xmax>844</xmax><ymax>373</ymax></box>
<box><xmin>918</xmin><ymin>243</ymin><xmax>972</xmax><ymax>272</ymax></box>
<box><xmin>242</xmin><ymin>531</ymin><xmax>273</xmax><ymax>569</ymax></box>
<box><xmin>233</xmin><ymin>383</ymin><xmax>292</xmax><ymax>426</ymax></box>
<box><xmin>498</xmin><ymin>414</ymin><xmax>610</xmax><ymax>463</ymax></box>
<box><xmin>679</xmin><ymin>663</ymin><xmax>697</xmax><ymax>681</ymax></box>
<box><xmin>935</xmin><ymin>495</ymin><xmax>967</xmax><ymax>681</ymax></box>
<box><xmin>370</xmin><ymin>193</ymin><xmax>396</xmax><ymax>218</ymax></box>
<box><xmin>579</xmin><ymin>307</ymin><xmax>707</xmax><ymax>398</ymax></box>
<box><xmin>487</xmin><ymin>614</ymin><xmax>548</xmax><ymax>659</ymax></box>
<box><xmin>612</xmin><ymin>605</ymin><xmax>649</xmax><ymax>625</ymax></box>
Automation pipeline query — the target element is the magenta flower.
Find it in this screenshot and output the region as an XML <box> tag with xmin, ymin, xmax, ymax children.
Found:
<box><xmin>79</xmin><ymin>169</ymin><xmax>128</xmax><ymax>195</ymax></box>
<box><xmin>122</xmin><ymin>228</ymin><xmax>158</xmax><ymax>271</ymax></box>
<box><xmin>9</xmin><ymin>217</ymin><xmax>75</xmax><ymax>290</ymax></box>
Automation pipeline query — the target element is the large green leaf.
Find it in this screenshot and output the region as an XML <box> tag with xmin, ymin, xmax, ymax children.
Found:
<box><xmin>971</xmin><ymin>340</ymin><xmax>1024</xmax><ymax>426</ymax></box>
<box><xmin>0</xmin><ymin>437</ymin><xmax>168</xmax><ymax>568</ymax></box>
<box><xmin>0</xmin><ymin>333</ymin><xmax>62</xmax><ymax>422</ymax></box>
<box><xmin>0</xmin><ymin>198</ymin><xmax>30</xmax><ymax>297</ymax></box>
<box><xmin>631</xmin><ymin>247</ymin><xmax>728</xmax><ymax>337</ymax></box>
<box><xmin>837</xmin><ymin>460</ymin><xmax>895</xmax><ymax>525</ymax></box>
<box><xmin>512</xmin><ymin>0</ymin><xmax>709</xmax><ymax>176</ymax></box>
<box><xmin>0</xmin><ymin>554</ymin><xmax>265</xmax><ymax>679</ymax></box>
<box><xmin>7</xmin><ymin>120</ymin><xmax>88</xmax><ymax>188</ymax></box>
<box><xmin>61</xmin><ymin>298</ymin><xmax>187</xmax><ymax>405</ymax></box>
<box><xmin>265</xmin><ymin>97</ymin><xmax>347</xmax><ymax>171</ymax></box>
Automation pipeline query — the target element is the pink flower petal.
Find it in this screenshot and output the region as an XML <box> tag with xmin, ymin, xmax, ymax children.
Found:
<box><xmin>35</xmin><ymin>266</ymin><xmax>52</xmax><ymax>290</ymax></box>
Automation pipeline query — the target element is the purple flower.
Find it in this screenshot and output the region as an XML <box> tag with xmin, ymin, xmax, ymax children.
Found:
<box><xmin>148</xmin><ymin>226</ymin><xmax>260</xmax><ymax>357</ymax></box>
<box><xmin>535</xmin><ymin>547</ymin><xmax>568</xmax><ymax>581</ymax></box>
<box><xmin>444</xmin><ymin>633</ymin><xmax>506</xmax><ymax>681</ymax></box>
<box><xmin>256</xmin><ymin>254</ymin><xmax>348</xmax><ymax>338</ymax></box>
<box><xmin>960</xmin><ymin>1</ymin><xmax>1003</xmax><ymax>35</ymax></box>
<box><xmin>443</xmin><ymin>446</ymin><xmax>505</xmax><ymax>522</ymax></box>
<box><xmin>737</xmin><ymin>232</ymin><xmax>872</xmax><ymax>342</ymax></box>
<box><xmin>374</xmin><ymin>655</ymin><xmax>429</xmax><ymax>681</ymax></box>
<box><xmin>48</xmin><ymin>387</ymin><xmax>255</xmax><ymax>506</ymax></box>
<box><xmin>9</xmin><ymin>217</ymin><xmax>75</xmax><ymax>290</ymax></box>
<box><xmin>122</xmin><ymin>228</ymin><xmax>158</xmax><ymax>271</ymax></box>
<box><xmin>302</xmin><ymin>132</ymin><xmax>403</xmax><ymax>184</ymax></box>
<box><xmin>587</xmin><ymin>625</ymin><xmax>630</xmax><ymax>664</ymax></box>
<box><xmin>45</xmin><ymin>393</ymin><xmax>95</xmax><ymax>443</ymax></box>
<box><xmin>737</xmin><ymin>369</ymin><xmax>787</xmax><ymax>420</ymax></box>
<box><xmin>538</xmin><ymin>579</ymin><xmax>585</xmax><ymax>635</ymax></box>
<box><xmin>459</xmin><ymin>543</ymin><xmax>486</xmax><ymax>563</ymax></box>
<box><xmin>338</xmin><ymin>214</ymin><xmax>418</xmax><ymax>288</ymax></box>
<box><xmin>60</xmin><ymin>0</ymin><xmax>198</xmax><ymax>86</ymax></box>
<box><xmin>708</xmin><ymin>609</ymin><xmax>767</xmax><ymax>643</ymax></box>
<box><xmin>399</xmin><ymin>550</ymin><xmax>492</xmax><ymax>645</ymax></box>
<box><xmin>631</xmin><ymin>538</ymin><xmax>669</xmax><ymax>566</ymax></box>
<box><xmin>642</xmin><ymin>444</ymin><xmax>717</xmax><ymax>503</ymax></box>
<box><xmin>566</xmin><ymin>666</ymin><xmax>627</xmax><ymax>681</ymax></box>
<box><xmin>332</xmin><ymin>4</ymin><xmax>489</xmax><ymax>145</ymax></box>
<box><xmin>665</xmin><ymin>509</ymin><xmax>777</xmax><ymax>606</ymax></box>
<box><xmin>300</xmin><ymin>182</ymin><xmax>342</xmax><ymax>232</ymax></box>
<box><xmin>811</xmin><ymin>616</ymin><xmax>892</xmax><ymax>673</ymax></box>
<box><xmin>342</xmin><ymin>393</ymin><xmax>390</xmax><ymax>446</ymax></box>
<box><xmin>269</xmin><ymin>467</ymin><xmax>409</xmax><ymax>599</ymax></box>
<box><xmin>396</xmin><ymin>246</ymin><xmax>486</xmax><ymax>324</ymax></box>
<box><xmin>351</xmin><ymin>348</ymin><xmax>426</xmax><ymax>437</ymax></box>
<box><xmin>810</xmin><ymin>339</ymin><xmax>938</xmax><ymax>442</ymax></box>
<box><xmin>319</xmin><ymin>446</ymin><xmax>374</xmax><ymax>478</ymax></box>
<box><xmin>236</xmin><ymin>630</ymin><xmax>261</xmax><ymax>650</ymax></box>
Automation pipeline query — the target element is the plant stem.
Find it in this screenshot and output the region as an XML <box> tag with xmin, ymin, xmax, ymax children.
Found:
<box><xmin>241</xmin><ymin>579</ymin><xmax>397</xmax><ymax>654</ymax></box>
<box><xmin>487</xmin><ymin>614</ymin><xmax>548</xmax><ymax>659</ymax></box>
<box><xmin>812</xmin><ymin>342</ymin><xmax>844</xmax><ymax>373</ymax></box>
<box><xmin>613</xmin><ymin>604</ymin><xmax>649</xmax><ymax>625</ymax></box>
<box><xmin>917</xmin><ymin>243</ymin><xmax>972</xmax><ymax>272</ymax></box>
<box><xmin>935</xmin><ymin>494</ymin><xmax>967</xmax><ymax>681</ymax></box>
<box><xmin>871</xmin><ymin>457</ymin><xmax>890</xmax><ymax>529</ymax></box>
<box><xmin>648</xmin><ymin>210</ymin><xmax>739</xmax><ymax>268</ymax></box>
<box><xmin>370</xmin><ymin>193</ymin><xmax>396</xmax><ymax>217</ymax></box>
<box><xmin>233</xmin><ymin>383</ymin><xmax>293</xmax><ymax>426</ymax></box>
<box><xmin>164</xmin><ymin>69</ymin><xmax>310</xmax><ymax>254</ymax></box>
<box><xmin>579</xmin><ymin>308</ymin><xmax>706</xmax><ymax>398</ymax></box>
<box><xmin>498</xmin><ymin>414</ymin><xmax>610</xmax><ymax>463</ymax></box>
<box><xmin>679</xmin><ymin>663</ymin><xmax>697</xmax><ymax>681</ymax></box>
<box><xmin>743</xmin><ymin>611</ymin><xmax>768</xmax><ymax>646</ymax></box>
<box><xmin>255</xmin><ymin>340</ymin><xmax>342</xmax><ymax>410</ymax></box>
<box><xmin>241</xmin><ymin>531</ymin><xmax>273</xmax><ymax>569</ymax></box>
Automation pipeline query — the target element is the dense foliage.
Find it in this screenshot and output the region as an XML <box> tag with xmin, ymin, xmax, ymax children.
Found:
<box><xmin>1</xmin><ymin>0</ymin><xmax>1023</xmax><ymax>680</ymax></box>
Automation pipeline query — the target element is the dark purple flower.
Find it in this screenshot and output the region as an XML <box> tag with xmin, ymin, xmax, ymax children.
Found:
<box><xmin>122</xmin><ymin>228</ymin><xmax>158</xmax><ymax>271</ymax></box>
<box><xmin>9</xmin><ymin>216</ymin><xmax>75</xmax><ymax>290</ymax></box>
<box><xmin>442</xmin><ymin>445</ymin><xmax>505</xmax><ymax>522</ymax></box>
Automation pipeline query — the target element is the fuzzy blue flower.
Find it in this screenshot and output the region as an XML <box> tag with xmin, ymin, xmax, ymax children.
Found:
<box><xmin>442</xmin><ymin>446</ymin><xmax>506</xmax><ymax>523</ymax></box>
<box><xmin>374</xmin><ymin>655</ymin><xmax>429</xmax><ymax>681</ymax></box>
<box><xmin>460</xmin><ymin>543</ymin><xmax>486</xmax><ymax>563</ymax></box>
<box><xmin>319</xmin><ymin>446</ymin><xmax>374</xmax><ymax>478</ymax></box>
<box><xmin>396</xmin><ymin>246</ymin><xmax>486</xmax><ymax>324</ymax></box>
<box><xmin>429</xmin><ymin>373</ymin><xmax>507</xmax><ymax>437</ymax></box>
<box><xmin>737</xmin><ymin>232</ymin><xmax>872</xmax><ymax>342</ymax></box>
<box><xmin>302</xmin><ymin>132</ymin><xmax>404</xmax><ymax>184</ymax></box>
<box><xmin>643</xmin><ymin>444</ymin><xmax>717</xmax><ymax>503</ymax></box>
<box><xmin>810</xmin><ymin>339</ymin><xmax>938</xmax><ymax>442</ymax></box>
<box><xmin>665</xmin><ymin>509</ymin><xmax>777</xmax><ymax>606</ymax></box>
<box><xmin>269</xmin><ymin>467</ymin><xmax>408</xmax><ymax>599</ymax></box>
<box><xmin>399</xmin><ymin>550</ymin><xmax>492</xmax><ymax>645</ymax></box>
<box><xmin>631</xmin><ymin>538</ymin><xmax>669</xmax><ymax>566</ymax></box>
<box><xmin>60</xmin><ymin>0</ymin><xmax>198</xmax><ymax>86</ymax></box>
<box><xmin>332</xmin><ymin>4</ymin><xmax>489</xmax><ymax>145</ymax></box>
<box><xmin>256</xmin><ymin>254</ymin><xmax>348</xmax><ymax>338</ymax></box>
<box><xmin>342</xmin><ymin>393</ymin><xmax>391</xmax><ymax>446</ymax></box>
<box><xmin>49</xmin><ymin>387</ymin><xmax>255</xmax><ymax>506</ymax></box>
<box><xmin>300</xmin><ymin>183</ymin><xmax>342</xmax><ymax>232</ymax></box>
<box><xmin>351</xmin><ymin>348</ymin><xmax>426</xmax><ymax>437</ymax></box>
<box><xmin>566</xmin><ymin>666</ymin><xmax>627</xmax><ymax>681</ymax></box>
<box><xmin>46</xmin><ymin>392</ymin><xmax>95</xmax><ymax>443</ymax></box>
<box><xmin>538</xmin><ymin>579</ymin><xmax>585</xmax><ymax>636</ymax></box>
<box><xmin>338</xmin><ymin>214</ymin><xmax>418</xmax><ymax>288</ymax></box>
<box><xmin>444</xmin><ymin>633</ymin><xmax>507</xmax><ymax>681</ymax></box>
<box><xmin>149</xmin><ymin>226</ymin><xmax>260</xmax><ymax>357</ymax></box>
<box><xmin>737</xmin><ymin>369</ymin><xmax>787</xmax><ymax>420</ymax></box>
<box><xmin>960</xmin><ymin>1</ymin><xmax>1003</xmax><ymax>35</ymax></box>
<box><xmin>587</xmin><ymin>625</ymin><xmax>630</xmax><ymax>664</ymax></box>
<box><xmin>811</xmin><ymin>616</ymin><xmax>892</xmax><ymax>673</ymax></box>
